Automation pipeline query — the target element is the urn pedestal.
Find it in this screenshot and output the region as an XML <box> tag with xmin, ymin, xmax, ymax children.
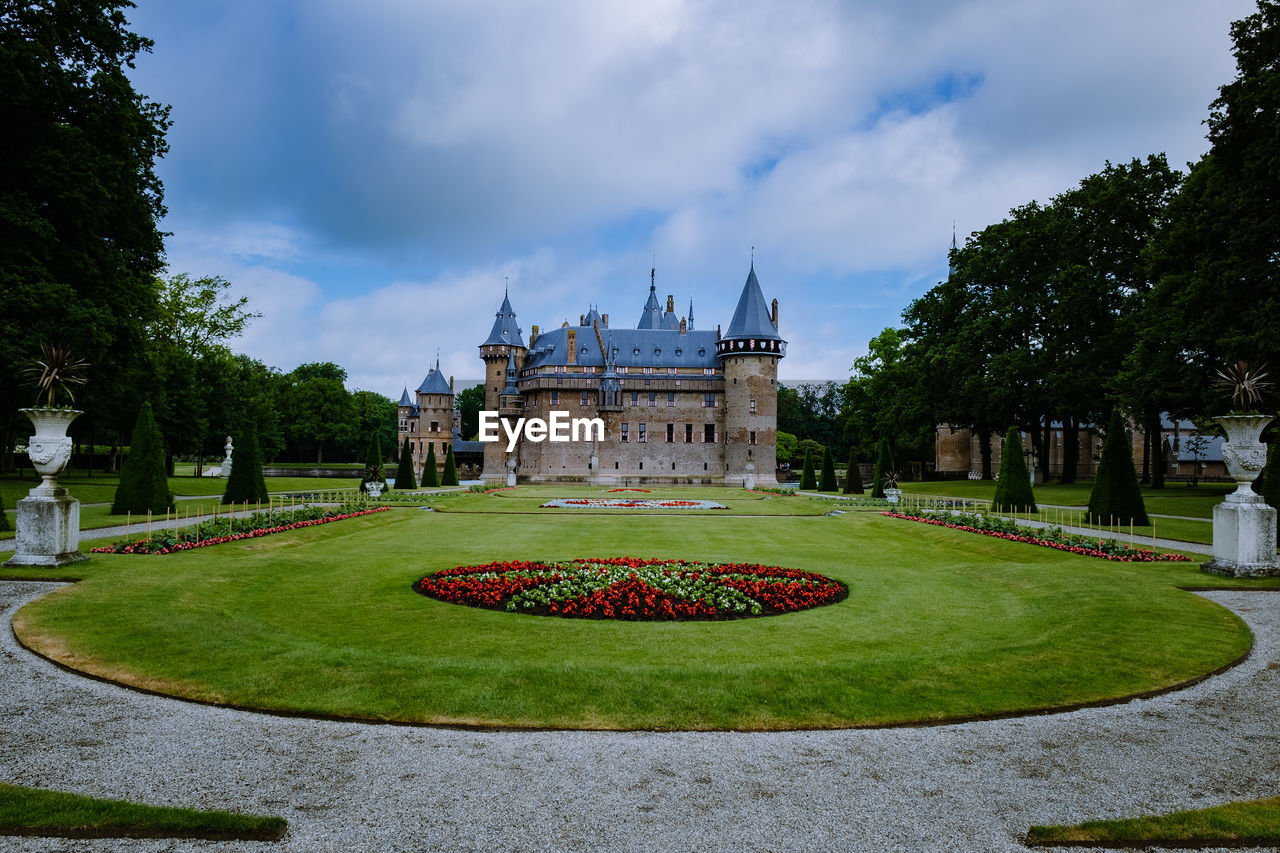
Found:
<box><xmin>4</xmin><ymin>408</ymin><xmax>88</xmax><ymax>568</ymax></box>
<box><xmin>1202</xmin><ymin>414</ymin><xmax>1278</xmax><ymax>578</ymax></box>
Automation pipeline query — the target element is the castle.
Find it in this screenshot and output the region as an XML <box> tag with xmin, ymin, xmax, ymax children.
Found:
<box><xmin>397</xmin><ymin>265</ymin><xmax>786</xmax><ymax>485</ymax></box>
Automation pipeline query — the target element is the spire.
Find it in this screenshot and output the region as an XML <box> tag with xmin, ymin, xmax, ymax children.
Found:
<box><xmin>722</xmin><ymin>264</ymin><xmax>782</xmax><ymax>343</ymax></box>
<box><xmin>636</xmin><ymin>270</ymin><xmax>664</xmax><ymax>329</ymax></box>
<box><xmin>948</xmin><ymin>224</ymin><xmax>957</xmax><ymax>280</ymax></box>
<box><xmin>398</xmin><ymin>387</ymin><xmax>412</xmax><ymax>407</ymax></box>
<box><xmin>502</xmin><ymin>348</ymin><xmax>519</xmax><ymax>395</ymax></box>
<box><xmin>687</xmin><ymin>294</ymin><xmax>695</xmax><ymax>331</ymax></box>
<box><xmin>480</xmin><ymin>287</ymin><xmax>526</xmax><ymax>348</ymax></box>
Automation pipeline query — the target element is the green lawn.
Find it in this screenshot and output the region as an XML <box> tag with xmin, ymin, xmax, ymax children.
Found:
<box><xmin>0</xmin><ymin>782</ymin><xmax>286</xmax><ymax>840</ymax></box>
<box><xmin>12</xmin><ymin>506</ymin><xmax>1276</xmax><ymax>730</ymax></box>
<box><xmin>417</xmin><ymin>485</ymin><xmax>838</xmax><ymax>515</ymax></box>
<box><xmin>1027</xmin><ymin>796</ymin><xmax>1280</xmax><ymax>847</ymax></box>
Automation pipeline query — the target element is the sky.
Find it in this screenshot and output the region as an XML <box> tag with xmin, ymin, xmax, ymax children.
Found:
<box><xmin>123</xmin><ymin>0</ymin><xmax>1255</xmax><ymax>394</ymax></box>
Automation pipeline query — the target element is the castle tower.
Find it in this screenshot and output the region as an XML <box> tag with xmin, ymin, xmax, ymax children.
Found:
<box><xmin>414</xmin><ymin>355</ymin><xmax>454</xmax><ymax>481</ymax></box>
<box><xmin>478</xmin><ymin>289</ymin><xmax>526</xmax><ymax>482</ymax></box>
<box><xmin>717</xmin><ymin>263</ymin><xmax>786</xmax><ymax>487</ymax></box>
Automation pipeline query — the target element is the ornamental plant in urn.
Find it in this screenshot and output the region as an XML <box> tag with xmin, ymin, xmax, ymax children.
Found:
<box><xmin>1212</xmin><ymin>362</ymin><xmax>1274</xmax><ymax>499</ymax></box>
<box><xmin>20</xmin><ymin>345</ymin><xmax>88</xmax><ymax>488</ymax></box>
<box><xmin>1203</xmin><ymin>361</ymin><xmax>1278</xmax><ymax>578</ymax></box>
<box><xmin>4</xmin><ymin>345</ymin><xmax>90</xmax><ymax>567</ymax></box>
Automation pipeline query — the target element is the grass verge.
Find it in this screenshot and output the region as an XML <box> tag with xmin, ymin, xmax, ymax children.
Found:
<box><xmin>13</xmin><ymin>507</ymin><xmax>1277</xmax><ymax>730</ymax></box>
<box><xmin>0</xmin><ymin>782</ymin><xmax>286</xmax><ymax>840</ymax></box>
<box><xmin>1026</xmin><ymin>795</ymin><xmax>1280</xmax><ymax>847</ymax></box>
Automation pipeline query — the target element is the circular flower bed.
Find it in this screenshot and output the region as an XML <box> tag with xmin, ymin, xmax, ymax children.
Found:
<box><xmin>541</xmin><ymin>498</ymin><xmax>727</xmax><ymax>509</ymax></box>
<box><xmin>414</xmin><ymin>557</ymin><xmax>846</xmax><ymax>620</ymax></box>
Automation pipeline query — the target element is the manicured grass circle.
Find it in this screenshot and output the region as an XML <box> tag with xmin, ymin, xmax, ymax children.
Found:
<box><xmin>414</xmin><ymin>557</ymin><xmax>847</xmax><ymax>620</ymax></box>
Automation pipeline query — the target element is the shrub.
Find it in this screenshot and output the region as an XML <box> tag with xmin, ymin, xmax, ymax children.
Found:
<box><xmin>421</xmin><ymin>442</ymin><xmax>440</xmax><ymax>487</ymax></box>
<box><xmin>871</xmin><ymin>439</ymin><xmax>893</xmax><ymax>499</ymax></box>
<box><xmin>395</xmin><ymin>437</ymin><xmax>416</xmax><ymax>490</ymax></box>
<box><xmin>111</xmin><ymin>401</ymin><xmax>174</xmax><ymax>515</ymax></box>
<box><xmin>991</xmin><ymin>426</ymin><xmax>1037</xmax><ymax>513</ymax></box>
<box><xmin>843</xmin><ymin>445</ymin><xmax>863</xmax><ymax>494</ymax></box>
<box><xmin>1087</xmin><ymin>409</ymin><xmax>1148</xmax><ymax>525</ymax></box>
<box><xmin>360</xmin><ymin>433</ymin><xmax>384</xmax><ymax>493</ymax></box>
<box><xmin>223</xmin><ymin>422</ymin><xmax>269</xmax><ymax>505</ymax></box>
<box><xmin>819</xmin><ymin>446</ymin><xmax>838</xmax><ymax>492</ymax></box>
<box><xmin>441</xmin><ymin>443</ymin><xmax>460</xmax><ymax>486</ymax></box>
<box><xmin>798</xmin><ymin>449</ymin><xmax>817</xmax><ymax>490</ymax></box>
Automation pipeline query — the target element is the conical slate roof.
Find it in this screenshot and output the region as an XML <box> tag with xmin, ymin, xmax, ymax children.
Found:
<box><xmin>722</xmin><ymin>264</ymin><xmax>780</xmax><ymax>341</ymax></box>
<box><xmin>636</xmin><ymin>284</ymin><xmax>664</xmax><ymax>329</ymax></box>
<box><xmin>481</xmin><ymin>293</ymin><xmax>525</xmax><ymax>347</ymax></box>
<box><xmin>416</xmin><ymin>367</ymin><xmax>453</xmax><ymax>395</ymax></box>
<box><xmin>398</xmin><ymin>387</ymin><xmax>413</xmax><ymax>407</ymax></box>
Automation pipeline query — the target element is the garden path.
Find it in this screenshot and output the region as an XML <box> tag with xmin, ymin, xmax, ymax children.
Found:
<box><xmin>0</xmin><ymin>582</ymin><xmax>1276</xmax><ymax>852</ymax></box>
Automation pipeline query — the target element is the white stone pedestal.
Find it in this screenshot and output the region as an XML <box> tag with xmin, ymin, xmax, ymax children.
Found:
<box><xmin>3</xmin><ymin>484</ymin><xmax>88</xmax><ymax>567</ymax></box>
<box><xmin>1202</xmin><ymin>492</ymin><xmax>1279</xmax><ymax>578</ymax></box>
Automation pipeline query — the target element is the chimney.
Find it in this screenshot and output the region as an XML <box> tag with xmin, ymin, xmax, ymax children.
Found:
<box><xmin>666</xmin><ymin>294</ymin><xmax>675</xmax><ymax>313</ymax></box>
<box><xmin>566</xmin><ymin>329</ymin><xmax>577</xmax><ymax>365</ymax></box>
<box><xmin>716</xmin><ymin>323</ymin><xmax>721</xmax><ymax>340</ymax></box>
<box><xmin>679</xmin><ymin>317</ymin><xmax>687</xmax><ymax>334</ymax></box>
<box><xmin>530</xmin><ymin>325</ymin><xmax>539</xmax><ymax>347</ymax></box>
<box><xmin>449</xmin><ymin>375</ymin><xmax>454</xmax><ymax>392</ymax></box>
<box><xmin>771</xmin><ymin>298</ymin><xmax>779</xmax><ymax>329</ymax></box>
<box><xmin>601</xmin><ymin>313</ymin><xmax>609</xmax><ymax>327</ymax></box>
<box><xmin>580</xmin><ymin>314</ymin><xmax>585</xmax><ymax>325</ymax></box>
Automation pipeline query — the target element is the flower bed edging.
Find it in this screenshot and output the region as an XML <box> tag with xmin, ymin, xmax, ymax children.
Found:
<box><xmin>90</xmin><ymin>507</ymin><xmax>391</xmax><ymax>555</ymax></box>
<box><xmin>541</xmin><ymin>498</ymin><xmax>727</xmax><ymax>509</ymax></box>
<box><xmin>882</xmin><ymin>512</ymin><xmax>1192</xmax><ymax>562</ymax></box>
<box><xmin>414</xmin><ymin>557</ymin><xmax>846</xmax><ymax>620</ymax></box>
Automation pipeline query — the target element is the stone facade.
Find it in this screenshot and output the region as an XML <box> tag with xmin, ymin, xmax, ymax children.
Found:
<box><xmin>399</xmin><ymin>267</ymin><xmax>785</xmax><ymax>485</ymax></box>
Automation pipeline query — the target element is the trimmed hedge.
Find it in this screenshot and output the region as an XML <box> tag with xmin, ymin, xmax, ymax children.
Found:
<box><xmin>395</xmin><ymin>437</ymin><xmax>417</xmax><ymax>490</ymax></box>
<box><xmin>1087</xmin><ymin>409</ymin><xmax>1148</xmax><ymax>526</ymax></box>
<box><xmin>111</xmin><ymin>402</ymin><xmax>174</xmax><ymax>515</ymax></box>
<box><xmin>991</xmin><ymin>426</ymin><xmax>1037</xmax><ymax>513</ymax></box>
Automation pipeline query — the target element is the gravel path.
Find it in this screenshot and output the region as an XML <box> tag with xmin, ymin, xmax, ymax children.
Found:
<box><xmin>0</xmin><ymin>582</ymin><xmax>1276</xmax><ymax>853</ymax></box>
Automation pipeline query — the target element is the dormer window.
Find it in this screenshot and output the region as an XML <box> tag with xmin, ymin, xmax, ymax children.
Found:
<box><xmin>654</xmin><ymin>348</ymin><xmax>661</xmax><ymax>356</ymax></box>
<box><xmin>698</xmin><ymin>348</ymin><xmax>706</xmax><ymax>356</ymax></box>
<box><xmin>633</xmin><ymin>347</ymin><xmax>640</xmax><ymax>355</ymax></box>
<box><xmin>675</xmin><ymin>348</ymin><xmax>682</xmax><ymax>356</ymax></box>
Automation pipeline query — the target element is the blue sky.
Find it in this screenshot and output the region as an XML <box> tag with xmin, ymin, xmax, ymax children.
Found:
<box><xmin>124</xmin><ymin>0</ymin><xmax>1253</xmax><ymax>393</ymax></box>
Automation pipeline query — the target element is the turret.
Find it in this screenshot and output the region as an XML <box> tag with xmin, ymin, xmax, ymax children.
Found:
<box><xmin>478</xmin><ymin>287</ymin><xmax>527</xmax><ymax>482</ymax></box>
<box><xmin>718</xmin><ymin>263</ymin><xmax>786</xmax><ymax>487</ymax></box>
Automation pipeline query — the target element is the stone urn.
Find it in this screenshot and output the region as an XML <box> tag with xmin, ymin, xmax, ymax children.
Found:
<box><xmin>5</xmin><ymin>407</ymin><xmax>87</xmax><ymax>567</ymax></box>
<box><xmin>22</xmin><ymin>407</ymin><xmax>80</xmax><ymax>491</ymax></box>
<box><xmin>1203</xmin><ymin>413</ymin><xmax>1278</xmax><ymax>578</ymax></box>
<box><xmin>743</xmin><ymin>461</ymin><xmax>756</xmax><ymax>491</ymax></box>
<box><xmin>1216</xmin><ymin>414</ymin><xmax>1272</xmax><ymax>501</ymax></box>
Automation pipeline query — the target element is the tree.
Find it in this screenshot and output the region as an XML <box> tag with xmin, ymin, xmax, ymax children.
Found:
<box><xmin>421</xmin><ymin>442</ymin><xmax>439</xmax><ymax>487</ymax></box>
<box><xmin>222</xmin><ymin>421</ymin><xmax>268</xmax><ymax>505</ymax></box>
<box><xmin>819</xmin><ymin>446</ymin><xmax>838</xmax><ymax>492</ymax></box>
<box><xmin>352</xmin><ymin>390</ymin><xmax>398</xmax><ymax>462</ymax></box>
<box><xmin>111</xmin><ymin>401</ymin><xmax>173</xmax><ymax>514</ymax></box>
<box><xmin>1</xmin><ymin>0</ymin><xmax>171</xmax><ymax>468</ymax></box>
<box><xmin>395</xmin><ymin>437</ymin><xmax>416</xmax><ymax>490</ymax></box>
<box><xmin>0</xmin><ymin>492</ymin><xmax>8</xmax><ymax>531</ymax></box>
<box><xmin>281</xmin><ymin>373</ymin><xmax>355</xmax><ymax>464</ymax></box>
<box><xmin>775</xmin><ymin>431</ymin><xmax>798</xmax><ymax>467</ymax></box>
<box><xmin>455</xmin><ymin>384</ymin><xmax>485</xmax><ymax>441</ymax></box>
<box><xmin>441</xmin><ymin>443</ymin><xmax>459</xmax><ymax>486</ymax></box>
<box><xmin>991</xmin><ymin>427</ymin><xmax>1037</xmax><ymax>513</ymax></box>
<box><xmin>798</xmin><ymin>449</ymin><xmax>817</xmax><ymax>490</ymax></box>
<box><xmin>843</xmin><ymin>445</ymin><xmax>863</xmax><ymax>494</ymax></box>
<box><xmin>1087</xmin><ymin>410</ymin><xmax>1148</xmax><ymax>526</ymax></box>
<box><xmin>871</xmin><ymin>439</ymin><xmax>893</xmax><ymax>499</ymax></box>
<box><xmin>360</xmin><ymin>432</ymin><xmax>384</xmax><ymax>493</ymax></box>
